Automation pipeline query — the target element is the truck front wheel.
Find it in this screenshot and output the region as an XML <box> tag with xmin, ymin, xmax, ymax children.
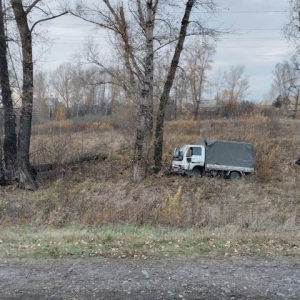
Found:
<box><xmin>191</xmin><ymin>167</ymin><xmax>203</xmax><ymax>177</ymax></box>
<box><xmin>228</xmin><ymin>171</ymin><xmax>242</xmax><ymax>180</ymax></box>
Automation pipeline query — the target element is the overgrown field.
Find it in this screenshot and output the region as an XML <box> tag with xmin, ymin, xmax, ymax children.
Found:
<box><xmin>0</xmin><ymin>115</ymin><xmax>300</xmax><ymax>258</ymax></box>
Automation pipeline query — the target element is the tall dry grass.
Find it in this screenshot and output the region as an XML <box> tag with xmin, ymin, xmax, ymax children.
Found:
<box><xmin>0</xmin><ymin>114</ymin><xmax>299</xmax><ymax>231</ymax></box>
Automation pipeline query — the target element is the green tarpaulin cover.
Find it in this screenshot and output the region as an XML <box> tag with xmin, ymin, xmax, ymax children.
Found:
<box><xmin>196</xmin><ymin>139</ymin><xmax>255</xmax><ymax>168</ymax></box>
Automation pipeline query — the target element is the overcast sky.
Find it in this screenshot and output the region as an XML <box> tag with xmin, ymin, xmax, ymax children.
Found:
<box><xmin>213</xmin><ymin>0</ymin><xmax>292</xmax><ymax>102</ymax></box>
<box><xmin>35</xmin><ymin>0</ymin><xmax>293</xmax><ymax>103</ymax></box>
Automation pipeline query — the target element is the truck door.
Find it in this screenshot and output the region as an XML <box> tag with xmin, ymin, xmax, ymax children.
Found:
<box><xmin>187</xmin><ymin>146</ymin><xmax>204</xmax><ymax>169</ymax></box>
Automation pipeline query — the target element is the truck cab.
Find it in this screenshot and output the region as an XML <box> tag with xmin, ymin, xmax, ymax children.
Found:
<box><xmin>172</xmin><ymin>144</ymin><xmax>205</xmax><ymax>175</ymax></box>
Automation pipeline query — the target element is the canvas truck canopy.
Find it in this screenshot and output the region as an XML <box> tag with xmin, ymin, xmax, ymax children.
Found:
<box><xmin>196</xmin><ymin>139</ymin><xmax>255</xmax><ymax>169</ymax></box>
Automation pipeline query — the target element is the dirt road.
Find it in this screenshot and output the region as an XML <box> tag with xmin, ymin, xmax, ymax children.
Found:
<box><xmin>1</xmin><ymin>257</ymin><xmax>299</xmax><ymax>299</ymax></box>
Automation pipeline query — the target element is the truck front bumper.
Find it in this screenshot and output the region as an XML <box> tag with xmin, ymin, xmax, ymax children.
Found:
<box><xmin>171</xmin><ymin>165</ymin><xmax>186</xmax><ymax>175</ymax></box>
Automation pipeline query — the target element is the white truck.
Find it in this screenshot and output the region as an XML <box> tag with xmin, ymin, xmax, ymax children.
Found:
<box><xmin>171</xmin><ymin>139</ymin><xmax>255</xmax><ymax>179</ymax></box>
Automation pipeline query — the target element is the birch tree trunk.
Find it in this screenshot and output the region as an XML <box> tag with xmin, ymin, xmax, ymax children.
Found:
<box><xmin>0</xmin><ymin>0</ymin><xmax>17</xmax><ymax>182</ymax></box>
<box><xmin>154</xmin><ymin>0</ymin><xmax>195</xmax><ymax>173</ymax></box>
<box><xmin>0</xmin><ymin>135</ymin><xmax>3</xmax><ymax>184</ymax></box>
<box><xmin>133</xmin><ymin>0</ymin><xmax>157</xmax><ymax>181</ymax></box>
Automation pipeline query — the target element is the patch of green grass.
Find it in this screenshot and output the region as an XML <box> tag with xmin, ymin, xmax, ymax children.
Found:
<box><xmin>0</xmin><ymin>224</ymin><xmax>299</xmax><ymax>259</ymax></box>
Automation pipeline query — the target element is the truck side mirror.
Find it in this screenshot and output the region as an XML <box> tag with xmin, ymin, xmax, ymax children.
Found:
<box><xmin>173</xmin><ymin>148</ymin><xmax>179</xmax><ymax>158</ymax></box>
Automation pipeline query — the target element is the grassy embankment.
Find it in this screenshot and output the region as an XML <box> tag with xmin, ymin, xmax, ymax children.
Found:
<box><xmin>0</xmin><ymin>114</ymin><xmax>300</xmax><ymax>259</ymax></box>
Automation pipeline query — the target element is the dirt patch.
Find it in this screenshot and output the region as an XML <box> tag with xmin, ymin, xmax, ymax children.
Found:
<box><xmin>1</xmin><ymin>257</ymin><xmax>300</xmax><ymax>299</ymax></box>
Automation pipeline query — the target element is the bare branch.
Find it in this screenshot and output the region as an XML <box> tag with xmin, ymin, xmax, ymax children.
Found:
<box><xmin>136</xmin><ymin>0</ymin><xmax>145</xmax><ymax>30</ymax></box>
<box><xmin>25</xmin><ymin>0</ymin><xmax>41</xmax><ymax>15</ymax></box>
<box><xmin>69</xmin><ymin>11</ymin><xmax>121</xmax><ymax>34</ymax></box>
<box><xmin>30</xmin><ymin>11</ymin><xmax>69</xmax><ymax>32</ymax></box>
<box><xmin>30</xmin><ymin>5</ymin><xmax>50</xmax><ymax>15</ymax></box>
<box><xmin>153</xmin><ymin>30</ymin><xmax>216</xmax><ymax>53</ymax></box>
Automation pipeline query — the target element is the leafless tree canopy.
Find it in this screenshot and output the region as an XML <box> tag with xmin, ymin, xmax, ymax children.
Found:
<box><xmin>284</xmin><ymin>0</ymin><xmax>300</xmax><ymax>50</ymax></box>
<box><xmin>269</xmin><ymin>55</ymin><xmax>300</xmax><ymax>118</ymax></box>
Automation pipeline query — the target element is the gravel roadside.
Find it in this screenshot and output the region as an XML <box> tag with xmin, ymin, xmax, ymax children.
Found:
<box><xmin>0</xmin><ymin>257</ymin><xmax>300</xmax><ymax>299</ymax></box>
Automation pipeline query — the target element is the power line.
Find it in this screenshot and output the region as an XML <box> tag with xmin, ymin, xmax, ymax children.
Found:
<box><xmin>215</xmin><ymin>10</ymin><xmax>287</xmax><ymax>14</ymax></box>
<box><xmin>48</xmin><ymin>40</ymin><xmax>290</xmax><ymax>48</ymax></box>
<box><xmin>45</xmin><ymin>32</ymin><xmax>289</xmax><ymax>44</ymax></box>
<box><xmin>49</xmin><ymin>8</ymin><xmax>288</xmax><ymax>14</ymax></box>
<box><xmin>47</xmin><ymin>23</ymin><xmax>284</xmax><ymax>31</ymax></box>
<box><xmin>228</xmin><ymin>29</ymin><xmax>282</xmax><ymax>31</ymax></box>
<box><xmin>47</xmin><ymin>34</ymin><xmax>286</xmax><ymax>40</ymax></box>
<box><xmin>221</xmin><ymin>38</ymin><xmax>285</xmax><ymax>40</ymax></box>
<box><xmin>216</xmin><ymin>46</ymin><xmax>290</xmax><ymax>48</ymax></box>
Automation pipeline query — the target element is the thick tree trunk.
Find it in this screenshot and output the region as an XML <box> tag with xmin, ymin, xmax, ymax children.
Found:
<box><xmin>293</xmin><ymin>93</ymin><xmax>299</xmax><ymax>119</ymax></box>
<box><xmin>11</xmin><ymin>0</ymin><xmax>37</xmax><ymax>190</ymax></box>
<box><xmin>133</xmin><ymin>0</ymin><xmax>156</xmax><ymax>181</ymax></box>
<box><xmin>194</xmin><ymin>100</ymin><xmax>200</xmax><ymax>120</ymax></box>
<box><xmin>0</xmin><ymin>0</ymin><xmax>17</xmax><ymax>182</ymax></box>
<box><xmin>0</xmin><ymin>135</ymin><xmax>4</xmax><ymax>185</ymax></box>
<box><xmin>154</xmin><ymin>0</ymin><xmax>195</xmax><ymax>173</ymax></box>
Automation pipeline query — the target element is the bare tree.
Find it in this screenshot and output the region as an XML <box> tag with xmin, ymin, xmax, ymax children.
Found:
<box><xmin>222</xmin><ymin>64</ymin><xmax>249</xmax><ymax>103</ymax></box>
<box><xmin>11</xmin><ymin>0</ymin><xmax>67</xmax><ymax>190</ymax></box>
<box><xmin>210</xmin><ymin>68</ymin><xmax>225</xmax><ymax>106</ymax></box>
<box><xmin>51</xmin><ymin>63</ymin><xmax>74</xmax><ymax>113</ymax></box>
<box><xmin>133</xmin><ymin>0</ymin><xmax>158</xmax><ymax>181</ymax></box>
<box><xmin>79</xmin><ymin>66</ymin><xmax>114</xmax><ymax>114</ymax></box>
<box><xmin>282</xmin><ymin>0</ymin><xmax>300</xmax><ymax>117</ymax></box>
<box><xmin>0</xmin><ymin>0</ymin><xmax>17</xmax><ymax>182</ymax></box>
<box><xmin>184</xmin><ymin>38</ymin><xmax>215</xmax><ymax>120</ymax></box>
<box><xmin>34</xmin><ymin>70</ymin><xmax>51</xmax><ymax>121</ymax></box>
<box><xmin>154</xmin><ymin>0</ymin><xmax>196</xmax><ymax>173</ymax></box>
<box><xmin>71</xmin><ymin>0</ymin><xmax>143</xmax><ymax>101</ymax></box>
<box><xmin>270</xmin><ymin>59</ymin><xmax>291</xmax><ymax>113</ymax></box>
<box><xmin>153</xmin><ymin>0</ymin><xmax>219</xmax><ymax>173</ymax></box>
<box><xmin>270</xmin><ymin>55</ymin><xmax>300</xmax><ymax>118</ymax></box>
<box><xmin>70</xmin><ymin>0</ymin><xmax>158</xmax><ymax>181</ymax></box>
<box><xmin>289</xmin><ymin>64</ymin><xmax>300</xmax><ymax>117</ymax></box>
<box><xmin>168</xmin><ymin>69</ymin><xmax>188</xmax><ymax>119</ymax></box>
<box><xmin>284</xmin><ymin>0</ymin><xmax>300</xmax><ymax>50</ymax></box>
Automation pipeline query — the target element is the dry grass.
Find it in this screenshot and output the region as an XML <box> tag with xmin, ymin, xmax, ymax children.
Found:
<box><xmin>1</xmin><ymin>114</ymin><xmax>300</xmax><ymax>242</ymax></box>
<box><xmin>30</xmin><ymin>124</ymin><xmax>129</xmax><ymax>167</ymax></box>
